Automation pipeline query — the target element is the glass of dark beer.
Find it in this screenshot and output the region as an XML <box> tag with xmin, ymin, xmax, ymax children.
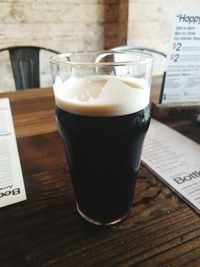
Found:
<box><xmin>50</xmin><ymin>51</ymin><xmax>153</xmax><ymax>226</ymax></box>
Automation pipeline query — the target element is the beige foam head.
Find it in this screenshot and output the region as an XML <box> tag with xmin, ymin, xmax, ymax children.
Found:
<box><xmin>53</xmin><ymin>75</ymin><xmax>150</xmax><ymax>116</ymax></box>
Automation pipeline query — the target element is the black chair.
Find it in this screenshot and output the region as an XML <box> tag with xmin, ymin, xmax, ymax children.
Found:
<box><xmin>0</xmin><ymin>46</ymin><xmax>59</xmax><ymax>90</ymax></box>
<box><xmin>111</xmin><ymin>45</ymin><xmax>167</xmax><ymax>76</ymax></box>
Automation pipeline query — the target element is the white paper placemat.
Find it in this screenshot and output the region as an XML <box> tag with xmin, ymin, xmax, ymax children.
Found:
<box><xmin>0</xmin><ymin>98</ymin><xmax>26</xmax><ymax>207</ymax></box>
<box><xmin>142</xmin><ymin>119</ymin><xmax>200</xmax><ymax>213</ymax></box>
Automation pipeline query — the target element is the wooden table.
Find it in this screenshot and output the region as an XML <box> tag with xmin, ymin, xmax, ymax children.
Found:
<box><xmin>0</xmin><ymin>77</ymin><xmax>200</xmax><ymax>267</ymax></box>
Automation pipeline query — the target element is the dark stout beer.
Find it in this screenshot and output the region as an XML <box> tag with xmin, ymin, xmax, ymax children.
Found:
<box><xmin>54</xmin><ymin>75</ymin><xmax>150</xmax><ymax>225</ymax></box>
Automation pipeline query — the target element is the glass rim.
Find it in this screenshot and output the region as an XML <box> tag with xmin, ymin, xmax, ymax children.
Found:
<box><xmin>50</xmin><ymin>50</ymin><xmax>153</xmax><ymax>67</ymax></box>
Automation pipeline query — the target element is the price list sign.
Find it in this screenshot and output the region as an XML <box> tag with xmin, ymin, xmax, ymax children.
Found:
<box><xmin>161</xmin><ymin>6</ymin><xmax>200</xmax><ymax>104</ymax></box>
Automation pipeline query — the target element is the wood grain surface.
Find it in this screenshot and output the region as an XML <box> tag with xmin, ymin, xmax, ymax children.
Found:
<box><xmin>0</xmin><ymin>77</ymin><xmax>200</xmax><ymax>267</ymax></box>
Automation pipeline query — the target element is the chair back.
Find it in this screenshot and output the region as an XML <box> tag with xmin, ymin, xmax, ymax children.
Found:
<box><xmin>111</xmin><ymin>46</ymin><xmax>167</xmax><ymax>76</ymax></box>
<box><xmin>0</xmin><ymin>46</ymin><xmax>59</xmax><ymax>90</ymax></box>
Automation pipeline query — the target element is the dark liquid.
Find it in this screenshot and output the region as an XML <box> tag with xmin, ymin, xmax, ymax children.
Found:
<box><xmin>56</xmin><ymin>105</ymin><xmax>150</xmax><ymax>224</ymax></box>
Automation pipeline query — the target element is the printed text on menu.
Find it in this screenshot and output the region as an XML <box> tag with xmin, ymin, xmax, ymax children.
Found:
<box><xmin>161</xmin><ymin>5</ymin><xmax>200</xmax><ymax>103</ymax></box>
<box><xmin>0</xmin><ymin>98</ymin><xmax>26</xmax><ymax>207</ymax></box>
<box><xmin>142</xmin><ymin>119</ymin><xmax>200</xmax><ymax>214</ymax></box>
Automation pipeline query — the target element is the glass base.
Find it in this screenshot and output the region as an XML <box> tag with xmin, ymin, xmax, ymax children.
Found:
<box><xmin>76</xmin><ymin>203</ymin><xmax>130</xmax><ymax>226</ymax></box>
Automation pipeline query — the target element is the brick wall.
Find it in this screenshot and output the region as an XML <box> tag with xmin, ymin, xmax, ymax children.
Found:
<box><xmin>0</xmin><ymin>0</ymin><xmax>128</xmax><ymax>92</ymax></box>
<box><xmin>1</xmin><ymin>0</ymin><xmax>199</xmax><ymax>92</ymax></box>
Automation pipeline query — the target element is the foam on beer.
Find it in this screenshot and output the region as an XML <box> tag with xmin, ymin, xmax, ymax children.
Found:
<box><xmin>53</xmin><ymin>75</ymin><xmax>150</xmax><ymax>116</ymax></box>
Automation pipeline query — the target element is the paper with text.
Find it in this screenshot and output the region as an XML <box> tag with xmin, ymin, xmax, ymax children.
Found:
<box><xmin>0</xmin><ymin>98</ymin><xmax>26</xmax><ymax>207</ymax></box>
<box><xmin>142</xmin><ymin>119</ymin><xmax>200</xmax><ymax>213</ymax></box>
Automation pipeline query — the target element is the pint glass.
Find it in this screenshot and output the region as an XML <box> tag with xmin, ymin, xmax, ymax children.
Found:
<box><xmin>50</xmin><ymin>51</ymin><xmax>153</xmax><ymax>226</ymax></box>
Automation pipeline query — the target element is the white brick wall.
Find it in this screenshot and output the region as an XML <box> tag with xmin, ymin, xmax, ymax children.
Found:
<box><xmin>0</xmin><ymin>0</ymin><xmax>127</xmax><ymax>92</ymax></box>
<box><xmin>1</xmin><ymin>0</ymin><xmax>199</xmax><ymax>92</ymax></box>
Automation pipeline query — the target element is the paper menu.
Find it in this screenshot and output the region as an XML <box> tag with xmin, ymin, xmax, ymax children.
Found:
<box><xmin>161</xmin><ymin>5</ymin><xmax>200</xmax><ymax>103</ymax></box>
<box><xmin>0</xmin><ymin>98</ymin><xmax>26</xmax><ymax>207</ymax></box>
<box><xmin>142</xmin><ymin>119</ymin><xmax>200</xmax><ymax>213</ymax></box>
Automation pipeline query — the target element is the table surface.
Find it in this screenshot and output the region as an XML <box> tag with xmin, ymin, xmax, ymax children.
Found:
<box><xmin>0</xmin><ymin>77</ymin><xmax>200</xmax><ymax>267</ymax></box>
